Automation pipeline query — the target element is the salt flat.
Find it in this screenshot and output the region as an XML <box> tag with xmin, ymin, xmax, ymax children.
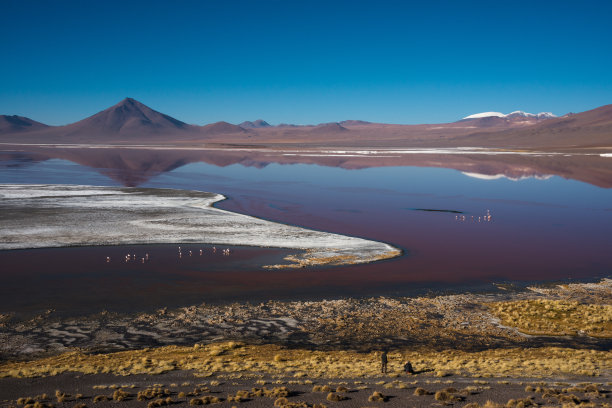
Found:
<box><xmin>0</xmin><ymin>184</ymin><xmax>400</xmax><ymax>268</ymax></box>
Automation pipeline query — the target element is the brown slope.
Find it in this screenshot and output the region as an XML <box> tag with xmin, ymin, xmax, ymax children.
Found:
<box><xmin>339</xmin><ymin>120</ymin><xmax>372</xmax><ymax>126</ymax></box>
<box><xmin>0</xmin><ymin>115</ymin><xmax>49</xmax><ymax>133</ymax></box>
<box><xmin>0</xmin><ymin>98</ymin><xmax>203</xmax><ymax>144</ymax></box>
<box><xmin>310</xmin><ymin>122</ymin><xmax>348</xmax><ymax>132</ymax></box>
<box><xmin>446</xmin><ymin>104</ymin><xmax>612</xmax><ymax>149</ymax></box>
<box><xmin>62</xmin><ymin>97</ymin><xmax>190</xmax><ymax>136</ymax></box>
<box><xmin>200</xmin><ymin>121</ymin><xmax>247</xmax><ymax>135</ymax></box>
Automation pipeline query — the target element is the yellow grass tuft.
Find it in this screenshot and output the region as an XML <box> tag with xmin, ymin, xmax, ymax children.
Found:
<box><xmin>274</xmin><ymin>397</ymin><xmax>289</xmax><ymax>406</ymax></box>
<box><xmin>112</xmin><ymin>389</ymin><xmax>130</xmax><ymax>401</ymax></box>
<box><xmin>326</xmin><ymin>392</ymin><xmax>347</xmax><ymax>402</ymax></box>
<box><xmin>367</xmin><ymin>391</ymin><xmax>387</xmax><ymax>402</ymax></box>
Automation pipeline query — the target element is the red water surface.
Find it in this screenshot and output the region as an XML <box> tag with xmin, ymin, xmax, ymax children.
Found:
<box><xmin>0</xmin><ymin>244</ymin><xmax>298</xmax><ymax>314</ymax></box>
<box><xmin>2</xmin><ymin>157</ymin><xmax>611</xmax><ymax>314</ymax></box>
<box><xmin>217</xmin><ymin>189</ymin><xmax>611</xmax><ymax>287</ymax></box>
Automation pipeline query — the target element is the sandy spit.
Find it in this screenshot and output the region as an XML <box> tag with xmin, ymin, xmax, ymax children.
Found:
<box><xmin>0</xmin><ymin>184</ymin><xmax>400</xmax><ymax>268</ymax></box>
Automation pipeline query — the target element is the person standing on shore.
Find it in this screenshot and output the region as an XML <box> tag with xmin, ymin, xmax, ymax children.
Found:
<box><xmin>381</xmin><ymin>350</ymin><xmax>388</xmax><ymax>374</ymax></box>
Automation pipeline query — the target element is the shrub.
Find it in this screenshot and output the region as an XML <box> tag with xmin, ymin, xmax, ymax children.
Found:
<box><xmin>274</xmin><ymin>398</ymin><xmax>289</xmax><ymax>407</ymax></box>
<box><xmin>462</xmin><ymin>386</ymin><xmax>479</xmax><ymax>395</ymax></box>
<box><xmin>138</xmin><ymin>388</ymin><xmax>171</xmax><ymax>401</ymax></box>
<box><xmin>113</xmin><ymin>390</ymin><xmax>130</xmax><ymax>401</ymax></box>
<box><xmin>326</xmin><ymin>393</ymin><xmax>346</xmax><ymax>402</ymax></box>
<box><xmin>434</xmin><ymin>390</ymin><xmax>462</xmax><ymax>403</ymax></box>
<box><xmin>236</xmin><ymin>390</ymin><xmax>250</xmax><ymax>399</ymax></box>
<box><xmin>559</xmin><ymin>395</ymin><xmax>581</xmax><ymax>404</ymax></box>
<box><xmin>228</xmin><ymin>392</ymin><xmax>250</xmax><ymax>403</ymax></box>
<box><xmin>93</xmin><ymin>395</ymin><xmax>108</xmax><ymax>403</ymax></box>
<box><xmin>148</xmin><ymin>399</ymin><xmax>169</xmax><ymax>408</ymax></box>
<box><xmin>414</xmin><ymin>387</ymin><xmax>429</xmax><ymax>396</ymax></box>
<box><xmin>367</xmin><ymin>391</ymin><xmax>387</xmax><ymax>402</ymax></box>
<box><xmin>435</xmin><ymin>390</ymin><xmax>451</xmax><ymax>401</ymax></box>
<box><xmin>54</xmin><ymin>391</ymin><xmax>70</xmax><ymax>403</ymax></box>
<box><xmin>265</xmin><ymin>387</ymin><xmax>290</xmax><ymax>398</ymax></box>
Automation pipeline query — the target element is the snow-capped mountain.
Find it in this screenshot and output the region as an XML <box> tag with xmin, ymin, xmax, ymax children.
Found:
<box><xmin>505</xmin><ymin>111</ymin><xmax>556</xmax><ymax>119</ymax></box>
<box><xmin>463</xmin><ymin>111</ymin><xmax>556</xmax><ymax>120</ymax></box>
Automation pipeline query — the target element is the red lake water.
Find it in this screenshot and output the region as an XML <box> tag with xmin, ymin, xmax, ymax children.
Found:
<box><xmin>1</xmin><ymin>149</ymin><xmax>611</xmax><ymax>314</ymax></box>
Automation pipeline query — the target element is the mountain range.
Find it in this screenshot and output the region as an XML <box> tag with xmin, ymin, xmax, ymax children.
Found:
<box><xmin>1</xmin><ymin>98</ymin><xmax>611</xmax><ymax>150</ymax></box>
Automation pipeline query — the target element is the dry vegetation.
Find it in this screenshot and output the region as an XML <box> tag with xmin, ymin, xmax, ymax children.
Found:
<box><xmin>490</xmin><ymin>299</ymin><xmax>612</xmax><ymax>337</ymax></box>
<box><xmin>1</xmin><ymin>341</ymin><xmax>609</xmax><ymax>380</ymax></box>
<box><xmin>3</xmin><ymin>280</ymin><xmax>609</xmax><ymax>362</ymax></box>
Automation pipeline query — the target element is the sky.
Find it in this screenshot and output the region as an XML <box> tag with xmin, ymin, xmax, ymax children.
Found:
<box><xmin>1</xmin><ymin>0</ymin><xmax>611</xmax><ymax>126</ymax></box>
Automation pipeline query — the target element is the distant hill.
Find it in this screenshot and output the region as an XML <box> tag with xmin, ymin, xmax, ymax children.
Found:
<box><xmin>462</xmin><ymin>111</ymin><xmax>556</xmax><ymax>120</ymax></box>
<box><xmin>339</xmin><ymin>120</ymin><xmax>372</xmax><ymax>126</ymax></box>
<box><xmin>0</xmin><ymin>115</ymin><xmax>48</xmax><ymax>133</ymax></box>
<box><xmin>61</xmin><ymin>97</ymin><xmax>189</xmax><ymax>136</ymax></box>
<box><xmin>450</xmin><ymin>104</ymin><xmax>612</xmax><ymax>149</ymax></box>
<box><xmin>239</xmin><ymin>119</ymin><xmax>271</xmax><ymax>129</ymax></box>
<box><xmin>201</xmin><ymin>121</ymin><xmax>246</xmax><ymax>135</ymax></box>
<box><xmin>459</xmin><ymin>110</ymin><xmax>557</xmax><ymax>129</ymax></box>
<box><xmin>310</xmin><ymin>122</ymin><xmax>348</xmax><ymax>133</ymax></box>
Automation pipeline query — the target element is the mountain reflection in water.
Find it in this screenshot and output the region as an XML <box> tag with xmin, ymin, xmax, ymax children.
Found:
<box><xmin>2</xmin><ymin>146</ymin><xmax>612</xmax><ymax>187</ymax></box>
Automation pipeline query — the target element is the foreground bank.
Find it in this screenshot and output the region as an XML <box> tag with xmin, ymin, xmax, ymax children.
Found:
<box><xmin>0</xmin><ymin>281</ymin><xmax>610</xmax><ymax>407</ymax></box>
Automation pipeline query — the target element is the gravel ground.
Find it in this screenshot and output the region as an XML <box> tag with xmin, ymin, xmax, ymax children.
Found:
<box><xmin>1</xmin><ymin>370</ymin><xmax>610</xmax><ymax>408</ymax></box>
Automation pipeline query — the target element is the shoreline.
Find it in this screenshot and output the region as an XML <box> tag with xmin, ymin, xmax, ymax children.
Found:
<box><xmin>1</xmin><ymin>279</ymin><xmax>609</xmax><ymax>361</ymax></box>
<box><xmin>0</xmin><ymin>280</ymin><xmax>609</xmax><ymax>407</ymax></box>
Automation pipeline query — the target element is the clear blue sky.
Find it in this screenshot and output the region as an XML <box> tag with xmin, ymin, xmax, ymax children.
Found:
<box><xmin>1</xmin><ymin>0</ymin><xmax>611</xmax><ymax>125</ymax></box>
